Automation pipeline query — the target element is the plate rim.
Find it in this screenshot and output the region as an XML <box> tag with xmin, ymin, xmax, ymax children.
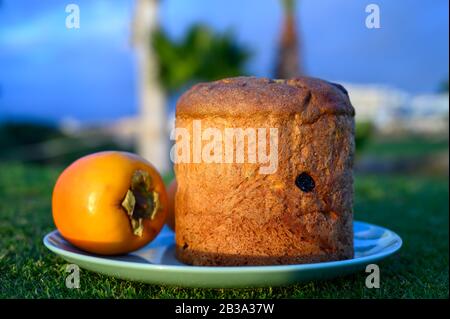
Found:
<box><xmin>43</xmin><ymin>220</ymin><xmax>402</xmax><ymax>273</ymax></box>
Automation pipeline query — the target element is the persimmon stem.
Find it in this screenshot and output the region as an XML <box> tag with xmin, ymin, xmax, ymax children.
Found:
<box><xmin>121</xmin><ymin>170</ymin><xmax>160</xmax><ymax>236</ymax></box>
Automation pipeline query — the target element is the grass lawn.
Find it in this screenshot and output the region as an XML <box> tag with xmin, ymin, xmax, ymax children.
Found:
<box><xmin>0</xmin><ymin>162</ymin><xmax>448</xmax><ymax>298</ymax></box>
<box><xmin>361</xmin><ymin>135</ymin><xmax>449</xmax><ymax>159</ymax></box>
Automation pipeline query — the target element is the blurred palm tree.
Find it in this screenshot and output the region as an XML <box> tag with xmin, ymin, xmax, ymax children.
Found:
<box><xmin>132</xmin><ymin>0</ymin><xmax>167</xmax><ymax>172</ymax></box>
<box><xmin>438</xmin><ymin>79</ymin><xmax>449</xmax><ymax>93</ymax></box>
<box><xmin>153</xmin><ymin>25</ymin><xmax>250</xmax><ymax>94</ymax></box>
<box><xmin>275</xmin><ymin>0</ymin><xmax>302</xmax><ymax>78</ymax></box>
<box><xmin>132</xmin><ymin>0</ymin><xmax>249</xmax><ymax>173</ymax></box>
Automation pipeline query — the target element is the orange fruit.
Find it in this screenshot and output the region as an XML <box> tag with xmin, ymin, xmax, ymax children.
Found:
<box><xmin>52</xmin><ymin>151</ymin><xmax>168</xmax><ymax>255</ymax></box>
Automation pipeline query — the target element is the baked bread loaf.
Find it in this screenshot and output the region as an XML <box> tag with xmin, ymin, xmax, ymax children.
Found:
<box><xmin>174</xmin><ymin>76</ymin><xmax>355</xmax><ymax>266</ymax></box>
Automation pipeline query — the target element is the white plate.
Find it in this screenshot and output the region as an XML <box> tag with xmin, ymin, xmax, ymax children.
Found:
<box><xmin>43</xmin><ymin>220</ymin><xmax>402</xmax><ymax>288</ymax></box>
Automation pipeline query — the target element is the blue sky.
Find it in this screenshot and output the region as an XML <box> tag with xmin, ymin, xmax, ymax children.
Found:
<box><xmin>0</xmin><ymin>0</ymin><xmax>448</xmax><ymax>123</ymax></box>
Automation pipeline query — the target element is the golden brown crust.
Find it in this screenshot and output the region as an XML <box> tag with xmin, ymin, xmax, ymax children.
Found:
<box><xmin>176</xmin><ymin>76</ymin><xmax>355</xmax><ymax>124</ymax></box>
<box><xmin>176</xmin><ymin>245</ymin><xmax>349</xmax><ymax>266</ymax></box>
<box><xmin>174</xmin><ymin>76</ymin><xmax>355</xmax><ymax>266</ymax></box>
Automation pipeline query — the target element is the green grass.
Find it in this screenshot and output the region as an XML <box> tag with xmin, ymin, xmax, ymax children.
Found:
<box><xmin>0</xmin><ymin>162</ymin><xmax>448</xmax><ymax>298</ymax></box>
<box><xmin>362</xmin><ymin>135</ymin><xmax>448</xmax><ymax>159</ymax></box>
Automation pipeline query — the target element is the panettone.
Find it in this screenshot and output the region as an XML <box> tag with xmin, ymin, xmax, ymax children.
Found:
<box><xmin>173</xmin><ymin>76</ymin><xmax>355</xmax><ymax>266</ymax></box>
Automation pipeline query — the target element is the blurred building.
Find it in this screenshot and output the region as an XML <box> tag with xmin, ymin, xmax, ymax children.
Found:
<box><xmin>344</xmin><ymin>83</ymin><xmax>449</xmax><ymax>135</ymax></box>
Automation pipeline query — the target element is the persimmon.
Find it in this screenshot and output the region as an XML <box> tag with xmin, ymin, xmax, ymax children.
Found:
<box><xmin>166</xmin><ymin>179</ymin><xmax>177</xmax><ymax>231</ymax></box>
<box><xmin>52</xmin><ymin>151</ymin><xmax>168</xmax><ymax>255</ymax></box>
